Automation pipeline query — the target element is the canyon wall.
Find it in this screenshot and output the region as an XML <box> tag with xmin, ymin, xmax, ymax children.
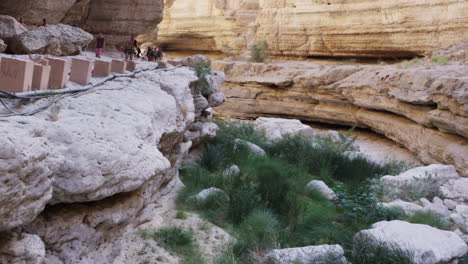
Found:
<box><xmin>212</xmin><ymin>59</ymin><xmax>468</xmax><ymax>176</ymax></box>
<box><xmin>0</xmin><ymin>0</ymin><xmax>164</xmax><ymax>45</ymax></box>
<box><xmin>157</xmin><ymin>0</ymin><xmax>468</xmax><ymax>58</ymax></box>
<box><xmin>0</xmin><ymin>63</ymin><xmax>224</xmax><ymax>263</ymax></box>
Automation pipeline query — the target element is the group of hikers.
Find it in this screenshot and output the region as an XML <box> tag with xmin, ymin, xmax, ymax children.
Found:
<box><xmin>94</xmin><ymin>34</ymin><xmax>163</xmax><ymax>62</ymax></box>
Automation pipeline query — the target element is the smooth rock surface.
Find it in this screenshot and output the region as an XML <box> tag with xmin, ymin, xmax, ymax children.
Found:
<box><xmin>223</xmin><ymin>164</ymin><xmax>240</xmax><ymax>178</ymax></box>
<box><xmin>440</xmin><ymin>178</ymin><xmax>468</xmax><ymax>202</ymax></box>
<box><xmin>382</xmin><ymin>200</ymin><xmax>423</xmax><ymax>216</ymax></box>
<box><xmin>189</xmin><ymin>187</ymin><xmax>227</xmax><ymax>202</ymax></box>
<box><xmin>354</xmin><ymin>220</ymin><xmax>468</xmax><ymax>264</ymax></box>
<box><xmin>234</xmin><ymin>138</ymin><xmax>266</xmax><ymax>156</ymax></box>
<box><xmin>254</xmin><ymin>117</ymin><xmax>315</xmax><ymax>140</ymax></box>
<box><xmin>263</xmin><ymin>244</ymin><xmax>347</xmax><ymax>264</ymax></box>
<box><xmin>157</xmin><ymin>0</ymin><xmax>468</xmax><ymax>58</ymax></box>
<box><xmin>0</xmin><ymin>15</ymin><xmax>28</xmax><ymax>41</ymax></box>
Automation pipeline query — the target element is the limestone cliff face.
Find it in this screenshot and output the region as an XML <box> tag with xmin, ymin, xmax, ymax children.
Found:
<box><xmin>157</xmin><ymin>0</ymin><xmax>468</xmax><ymax>58</ymax></box>
<box><xmin>212</xmin><ymin>60</ymin><xmax>468</xmax><ymax>176</ymax></box>
<box><xmin>0</xmin><ymin>0</ymin><xmax>164</xmax><ymax>45</ymax></box>
<box><xmin>0</xmin><ymin>62</ymin><xmax>224</xmax><ymax>263</ymax></box>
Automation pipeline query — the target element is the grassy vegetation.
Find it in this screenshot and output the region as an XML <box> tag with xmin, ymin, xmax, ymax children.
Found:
<box><xmin>405</xmin><ymin>211</ymin><xmax>449</xmax><ymax>230</ymax></box>
<box><xmin>250</xmin><ymin>41</ymin><xmax>270</xmax><ymax>63</ymax></box>
<box><xmin>431</xmin><ymin>55</ymin><xmax>449</xmax><ymax>65</ymax></box>
<box><xmin>352</xmin><ymin>238</ymin><xmax>414</xmax><ymax>264</ymax></box>
<box><xmin>193</xmin><ymin>60</ymin><xmax>213</xmax><ymax>97</ymax></box>
<box><xmin>141</xmin><ymin>227</ymin><xmax>204</xmax><ymax>264</ymax></box>
<box><xmin>178</xmin><ymin>119</ymin><xmax>414</xmax><ymax>263</ymax></box>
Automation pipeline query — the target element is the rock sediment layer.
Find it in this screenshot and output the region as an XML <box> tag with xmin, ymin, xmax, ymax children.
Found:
<box><xmin>157</xmin><ymin>0</ymin><xmax>468</xmax><ymax>58</ymax></box>
<box><xmin>212</xmin><ymin>60</ymin><xmax>468</xmax><ymax>176</ymax></box>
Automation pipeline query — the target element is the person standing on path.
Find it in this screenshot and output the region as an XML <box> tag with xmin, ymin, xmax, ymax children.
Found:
<box><xmin>95</xmin><ymin>33</ymin><xmax>105</xmax><ymax>58</ymax></box>
<box><xmin>123</xmin><ymin>35</ymin><xmax>136</xmax><ymax>61</ymax></box>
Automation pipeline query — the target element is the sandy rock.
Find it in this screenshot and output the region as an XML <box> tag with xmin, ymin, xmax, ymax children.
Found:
<box><xmin>9</xmin><ymin>24</ymin><xmax>92</xmax><ymax>55</ymax></box>
<box><xmin>234</xmin><ymin>139</ymin><xmax>266</xmax><ymax>156</ymax></box>
<box><xmin>440</xmin><ymin>178</ymin><xmax>468</xmax><ymax>203</ymax></box>
<box><xmin>223</xmin><ymin>164</ymin><xmax>240</xmax><ymax>178</ymax></box>
<box><xmin>306</xmin><ymin>180</ymin><xmax>337</xmax><ymax>200</ymax></box>
<box><xmin>263</xmin><ymin>245</ymin><xmax>348</xmax><ymax>264</ymax></box>
<box><xmin>382</xmin><ymin>200</ymin><xmax>423</xmax><ymax>216</ymax></box>
<box><xmin>380</xmin><ymin>164</ymin><xmax>460</xmax><ymax>198</ymax></box>
<box><xmin>0</xmin><ymin>15</ymin><xmax>27</xmax><ymax>41</ymax></box>
<box><xmin>0</xmin><ymin>39</ymin><xmax>6</xmax><ymax>53</ymax></box>
<box><xmin>157</xmin><ymin>1</ymin><xmax>468</xmax><ymax>58</ymax></box>
<box><xmin>0</xmin><ymin>233</ymin><xmax>45</xmax><ymax>264</ymax></box>
<box><xmin>354</xmin><ymin>220</ymin><xmax>468</xmax><ymax>264</ymax></box>
<box><xmin>254</xmin><ymin>117</ymin><xmax>315</xmax><ymax>140</ymax></box>
<box><xmin>212</xmin><ymin>60</ymin><xmax>468</xmax><ymax>176</ymax></box>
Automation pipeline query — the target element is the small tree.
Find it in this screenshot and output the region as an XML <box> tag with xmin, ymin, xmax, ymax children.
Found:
<box><xmin>250</xmin><ymin>41</ymin><xmax>269</xmax><ymax>62</ymax></box>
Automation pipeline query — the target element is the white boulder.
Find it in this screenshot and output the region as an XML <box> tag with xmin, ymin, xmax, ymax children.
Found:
<box><xmin>208</xmin><ymin>92</ymin><xmax>226</xmax><ymax>107</ymax></box>
<box><xmin>254</xmin><ymin>117</ymin><xmax>315</xmax><ymax>140</ymax></box>
<box><xmin>263</xmin><ymin>245</ymin><xmax>348</xmax><ymax>264</ymax></box>
<box><xmin>0</xmin><ymin>15</ymin><xmax>28</xmax><ymax>41</ymax></box>
<box><xmin>306</xmin><ymin>180</ymin><xmax>337</xmax><ymax>200</ymax></box>
<box><xmin>440</xmin><ymin>178</ymin><xmax>468</xmax><ymax>202</ymax></box>
<box><xmin>354</xmin><ymin>220</ymin><xmax>468</xmax><ymax>264</ymax></box>
<box><xmin>382</xmin><ymin>200</ymin><xmax>423</xmax><ymax>216</ymax></box>
<box><xmin>0</xmin><ymin>39</ymin><xmax>6</xmax><ymax>53</ymax></box>
<box><xmin>380</xmin><ymin>164</ymin><xmax>460</xmax><ymax>199</ymax></box>
<box><xmin>223</xmin><ymin>165</ymin><xmax>240</xmax><ymax>178</ymax></box>
<box><xmin>189</xmin><ymin>187</ymin><xmax>227</xmax><ymax>202</ymax></box>
<box><xmin>450</xmin><ymin>204</ymin><xmax>468</xmax><ymax>233</ymax></box>
<box><xmin>234</xmin><ymin>139</ymin><xmax>266</xmax><ymax>156</ymax></box>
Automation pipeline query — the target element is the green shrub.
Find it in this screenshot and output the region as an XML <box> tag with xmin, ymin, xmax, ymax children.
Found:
<box><xmin>193</xmin><ymin>60</ymin><xmax>213</xmax><ymax>96</ymax></box>
<box><xmin>406</xmin><ymin>211</ymin><xmax>449</xmax><ymax>229</ymax></box>
<box><xmin>250</xmin><ymin>41</ymin><xmax>269</xmax><ymax>62</ymax></box>
<box><xmin>236</xmin><ymin>209</ymin><xmax>281</xmax><ymax>250</ymax></box>
<box><xmin>176</xmin><ymin>210</ymin><xmax>188</xmax><ymax>220</ymax></box>
<box><xmin>431</xmin><ymin>55</ymin><xmax>449</xmax><ymax>65</ymax></box>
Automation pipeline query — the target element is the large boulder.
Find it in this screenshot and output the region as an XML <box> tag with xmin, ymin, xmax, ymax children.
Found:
<box><xmin>450</xmin><ymin>204</ymin><xmax>468</xmax><ymax>233</ymax></box>
<box><xmin>0</xmin><ymin>39</ymin><xmax>6</xmax><ymax>53</ymax></box>
<box><xmin>0</xmin><ymin>15</ymin><xmax>27</xmax><ymax>41</ymax></box>
<box><xmin>263</xmin><ymin>245</ymin><xmax>348</xmax><ymax>264</ymax></box>
<box><xmin>254</xmin><ymin>117</ymin><xmax>315</xmax><ymax>140</ymax></box>
<box><xmin>306</xmin><ymin>180</ymin><xmax>337</xmax><ymax>200</ymax></box>
<box><xmin>9</xmin><ymin>24</ymin><xmax>93</xmax><ymax>55</ymax></box>
<box><xmin>179</xmin><ymin>54</ymin><xmax>210</xmax><ymax>67</ymax></box>
<box><xmin>354</xmin><ymin>220</ymin><xmax>468</xmax><ymax>264</ymax></box>
<box><xmin>380</xmin><ymin>164</ymin><xmax>460</xmax><ymax>199</ymax></box>
<box><xmin>234</xmin><ymin>139</ymin><xmax>266</xmax><ymax>156</ymax></box>
<box><xmin>188</xmin><ymin>187</ymin><xmax>228</xmax><ymax>202</ymax></box>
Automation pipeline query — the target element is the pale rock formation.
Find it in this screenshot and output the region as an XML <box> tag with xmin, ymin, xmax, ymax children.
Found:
<box><xmin>0</xmin><ymin>15</ymin><xmax>28</xmax><ymax>41</ymax></box>
<box><xmin>306</xmin><ymin>180</ymin><xmax>337</xmax><ymax>201</ymax></box>
<box><xmin>0</xmin><ymin>58</ymin><xmax>225</xmax><ymax>263</ymax></box>
<box><xmin>212</xmin><ymin>59</ymin><xmax>468</xmax><ymax>176</ymax></box>
<box><xmin>9</xmin><ymin>24</ymin><xmax>93</xmax><ymax>56</ymax></box>
<box><xmin>0</xmin><ymin>39</ymin><xmax>6</xmax><ymax>53</ymax></box>
<box><xmin>420</xmin><ymin>197</ymin><xmax>451</xmax><ymax>217</ymax></box>
<box><xmin>440</xmin><ymin>178</ymin><xmax>468</xmax><ymax>202</ymax></box>
<box><xmin>450</xmin><ymin>205</ymin><xmax>468</xmax><ymax>233</ymax></box>
<box><xmin>189</xmin><ymin>187</ymin><xmax>227</xmax><ymax>202</ymax></box>
<box><xmin>263</xmin><ymin>244</ymin><xmax>348</xmax><ymax>264</ymax></box>
<box><xmin>0</xmin><ymin>233</ymin><xmax>45</xmax><ymax>264</ymax></box>
<box><xmin>380</xmin><ymin>164</ymin><xmax>460</xmax><ymax>197</ymax></box>
<box><xmin>157</xmin><ymin>0</ymin><xmax>468</xmax><ymax>58</ymax></box>
<box><xmin>234</xmin><ymin>138</ymin><xmax>266</xmax><ymax>156</ymax></box>
<box><xmin>354</xmin><ymin>220</ymin><xmax>468</xmax><ymax>264</ymax></box>
<box><xmin>382</xmin><ymin>200</ymin><xmax>424</xmax><ymax>216</ymax></box>
<box><xmin>223</xmin><ymin>164</ymin><xmax>241</xmax><ymax>178</ymax></box>
<box><xmin>254</xmin><ymin>117</ymin><xmax>315</xmax><ymax>140</ymax></box>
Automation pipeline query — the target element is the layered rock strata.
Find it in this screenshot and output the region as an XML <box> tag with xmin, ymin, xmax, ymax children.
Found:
<box><xmin>0</xmin><ymin>0</ymin><xmax>164</xmax><ymax>46</ymax></box>
<box><xmin>157</xmin><ymin>0</ymin><xmax>468</xmax><ymax>58</ymax></box>
<box><xmin>212</xmin><ymin>60</ymin><xmax>468</xmax><ymax>176</ymax></box>
<box><xmin>0</xmin><ymin>61</ymin><xmax>224</xmax><ymax>263</ymax></box>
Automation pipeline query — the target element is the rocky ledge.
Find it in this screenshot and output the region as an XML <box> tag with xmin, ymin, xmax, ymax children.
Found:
<box><xmin>0</xmin><ymin>58</ymin><xmax>224</xmax><ymax>263</ymax></box>
<box><xmin>212</xmin><ymin>58</ymin><xmax>468</xmax><ymax>176</ymax></box>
